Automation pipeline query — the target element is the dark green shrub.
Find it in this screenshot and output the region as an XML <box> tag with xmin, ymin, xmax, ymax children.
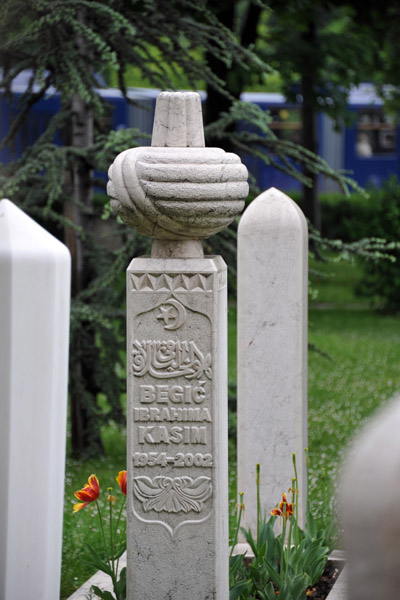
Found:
<box><xmin>319</xmin><ymin>191</ymin><xmax>376</xmax><ymax>242</ymax></box>
<box><xmin>352</xmin><ymin>179</ymin><xmax>400</xmax><ymax>312</ymax></box>
<box><xmin>290</xmin><ymin>188</ymin><xmax>380</xmax><ymax>242</ymax></box>
<box><xmin>291</xmin><ymin>180</ymin><xmax>400</xmax><ymax>312</ymax></box>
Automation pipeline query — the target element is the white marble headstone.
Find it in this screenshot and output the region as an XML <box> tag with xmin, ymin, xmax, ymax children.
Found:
<box><xmin>108</xmin><ymin>91</ymin><xmax>248</xmax><ymax>599</ymax></box>
<box><xmin>0</xmin><ymin>199</ymin><xmax>70</xmax><ymax>600</ymax></box>
<box><xmin>237</xmin><ymin>188</ymin><xmax>308</xmax><ymax>533</ymax></box>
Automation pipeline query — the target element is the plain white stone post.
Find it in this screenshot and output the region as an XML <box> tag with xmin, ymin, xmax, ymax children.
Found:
<box><xmin>341</xmin><ymin>395</ymin><xmax>400</xmax><ymax>600</ymax></box>
<box><xmin>0</xmin><ymin>199</ymin><xmax>71</xmax><ymax>600</ymax></box>
<box><xmin>107</xmin><ymin>92</ymin><xmax>248</xmax><ymax>600</ymax></box>
<box><xmin>237</xmin><ymin>187</ymin><xmax>308</xmax><ymax>534</ymax></box>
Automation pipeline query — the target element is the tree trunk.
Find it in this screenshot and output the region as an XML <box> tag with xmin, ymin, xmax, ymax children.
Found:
<box><xmin>204</xmin><ymin>3</ymin><xmax>235</xmax><ymax>149</ymax></box>
<box><xmin>205</xmin><ymin>1</ymin><xmax>262</xmax><ymax>151</ymax></box>
<box><xmin>65</xmin><ymin>17</ymin><xmax>104</xmax><ymax>456</ymax></box>
<box><xmin>66</xmin><ymin>93</ymin><xmax>104</xmax><ymax>456</ymax></box>
<box><xmin>301</xmin><ymin>20</ymin><xmax>321</xmax><ymax>230</ymax></box>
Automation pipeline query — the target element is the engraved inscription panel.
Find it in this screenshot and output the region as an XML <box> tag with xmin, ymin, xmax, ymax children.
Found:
<box><xmin>129</xmin><ymin>281</ymin><xmax>214</xmax><ymax>537</ymax></box>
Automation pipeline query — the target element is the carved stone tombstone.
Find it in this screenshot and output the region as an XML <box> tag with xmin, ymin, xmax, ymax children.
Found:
<box><xmin>108</xmin><ymin>92</ymin><xmax>248</xmax><ymax>600</ymax></box>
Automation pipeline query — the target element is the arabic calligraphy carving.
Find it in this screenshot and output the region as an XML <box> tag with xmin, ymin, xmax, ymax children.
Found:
<box><xmin>132</xmin><ymin>340</ymin><xmax>212</xmax><ymax>380</ymax></box>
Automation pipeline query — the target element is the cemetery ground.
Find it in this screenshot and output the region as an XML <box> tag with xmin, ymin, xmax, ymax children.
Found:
<box><xmin>60</xmin><ymin>258</ymin><xmax>400</xmax><ymax>599</ymax></box>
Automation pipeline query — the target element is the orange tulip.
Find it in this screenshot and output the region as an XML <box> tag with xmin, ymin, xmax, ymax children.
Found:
<box><xmin>270</xmin><ymin>492</ymin><xmax>293</xmax><ymax>519</ymax></box>
<box><xmin>73</xmin><ymin>474</ymin><xmax>100</xmax><ymax>513</ymax></box>
<box><xmin>116</xmin><ymin>470</ymin><xmax>127</xmax><ymax>496</ymax></box>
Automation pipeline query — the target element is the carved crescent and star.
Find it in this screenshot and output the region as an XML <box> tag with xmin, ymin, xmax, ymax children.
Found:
<box><xmin>156</xmin><ymin>299</ymin><xmax>187</xmax><ymax>330</ymax></box>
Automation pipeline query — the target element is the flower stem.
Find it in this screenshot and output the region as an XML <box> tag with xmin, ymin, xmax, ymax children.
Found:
<box><xmin>292</xmin><ymin>454</ymin><xmax>299</xmax><ymax>524</ymax></box>
<box><xmin>280</xmin><ymin>512</ymin><xmax>287</xmax><ymax>579</ymax></box>
<box><xmin>256</xmin><ymin>463</ymin><xmax>261</xmax><ymax>543</ymax></box>
<box><xmin>230</xmin><ymin>492</ymin><xmax>245</xmax><ymax>560</ymax></box>
<box><xmin>95</xmin><ymin>501</ymin><xmax>111</xmax><ymax>573</ymax></box>
<box><xmin>109</xmin><ymin>497</ymin><xmax>115</xmax><ymax>578</ymax></box>
<box><xmin>285</xmin><ymin>515</ymin><xmax>294</xmax><ymax>580</ymax></box>
<box><xmin>115</xmin><ymin>496</ymin><xmax>127</xmax><ymax>578</ymax></box>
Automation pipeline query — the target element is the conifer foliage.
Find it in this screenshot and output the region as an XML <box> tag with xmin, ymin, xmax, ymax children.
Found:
<box><xmin>0</xmin><ymin>0</ymin><xmax>265</xmax><ymax>456</ymax></box>
<box><xmin>0</xmin><ymin>0</ymin><xmax>384</xmax><ymax>455</ymax></box>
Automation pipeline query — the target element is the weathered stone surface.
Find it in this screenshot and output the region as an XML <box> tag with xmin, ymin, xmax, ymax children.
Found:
<box><xmin>237</xmin><ymin>187</ymin><xmax>308</xmax><ymax>533</ymax></box>
<box><xmin>341</xmin><ymin>395</ymin><xmax>400</xmax><ymax>600</ymax></box>
<box><xmin>107</xmin><ymin>92</ymin><xmax>248</xmax><ymax>241</ymax></box>
<box><xmin>0</xmin><ymin>199</ymin><xmax>70</xmax><ymax>600</ymax></box>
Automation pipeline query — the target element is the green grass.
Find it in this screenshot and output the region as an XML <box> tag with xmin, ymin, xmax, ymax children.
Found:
<box><xmin>309</xmin><ymin>255</ymin><xmax>368</xmax><ymax>307</ymax></box>
<box><xmin>308</xmin><ymin>309</ymin><xmax>400</xmax><ymax>509</ymax></box>
<box><xmin>61</xmin><ymin>259</ymin><xmax>400</xmax><ymax>598</ymax></box>
<box><xmin>307</xmin><ymin>257</ymin><xmax>400</xmax><ymax>521</ymax></box>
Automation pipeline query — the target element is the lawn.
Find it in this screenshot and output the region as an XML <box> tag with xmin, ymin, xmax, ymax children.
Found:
<box><xmin>308</xmin><ymin>257</ymin><xmax>400</xmax><ymax>514</ymax></box>
<box><xmin>61</xmin><ymin>258</ymin><xmax>400</xmax><ymax>599</ymax></box>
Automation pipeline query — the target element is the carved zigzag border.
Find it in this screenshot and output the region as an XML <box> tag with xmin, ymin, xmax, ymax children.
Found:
<box><xmin>130</xmin><ymin>272</ymin><xmax>213</xmax><ymax>292</ymax></box>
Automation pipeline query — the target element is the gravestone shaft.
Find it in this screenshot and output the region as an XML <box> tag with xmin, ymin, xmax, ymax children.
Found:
<box><xmin>108</xmin><ymin>91</ymin><xmax>248</xmax><ymax>599</ymax></box>
<box><xmin>237</xmin><ymin>188</ymin><xmax>308</xmax><ymax>534</ymax></box>
<box><xmin>127</xmin><ymin>256</ymin><xmax>227</xmax><ymax>599</ymax></box>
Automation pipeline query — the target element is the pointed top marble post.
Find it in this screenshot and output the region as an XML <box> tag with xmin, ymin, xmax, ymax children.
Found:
<box><xmin>107</xmin><ymin>91</ymin><xmax>248</xmax><ymax>258</ymax></box>
<box><xmin>107</xmin><ymin>92</ymin><xmax>248</xmax><ymax>600</ymax></box>
<box><xmin>237</xmin><ymin>187</ymin><xmax>308</xmax><ymax>535</ymax></box>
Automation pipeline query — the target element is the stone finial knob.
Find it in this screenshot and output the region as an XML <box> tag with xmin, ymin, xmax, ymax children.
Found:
<box><xmin>107</xmin><ymin>91</ymin><xmax>248</xmax><ymax>243</ymax></box>
<box><xmin>151</xmin><ymin>91</ymin><xmax>205</xmax><ymax>147</ymax></box>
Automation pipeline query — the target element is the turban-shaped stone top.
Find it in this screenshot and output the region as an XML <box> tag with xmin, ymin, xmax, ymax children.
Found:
<box><xmin>107</xmin><ymin>91</ymin><xmax>248</xmax><ymax>240</ymax></box>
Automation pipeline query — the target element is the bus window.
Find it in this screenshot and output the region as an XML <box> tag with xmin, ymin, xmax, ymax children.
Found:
<box><xmin>356</xmin><ymin>109</ymin><xmax>396</xmax><ymax>157</ymax></box>
<box><xmin>268</xmin><ymin>108</ymin><xmax>301</xmax><ymax>144</ymax></box>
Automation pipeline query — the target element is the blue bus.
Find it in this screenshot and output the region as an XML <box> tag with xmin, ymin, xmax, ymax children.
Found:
<box><xmin>1</xmin><ymin>74</ymin><xmax>398</xmax><ymax>191</ymax></box>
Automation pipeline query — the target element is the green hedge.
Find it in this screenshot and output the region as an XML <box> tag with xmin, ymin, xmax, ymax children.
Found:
<box><xmin>292</xmin><ymin>179</ymin><xmax>400</xmax><ymax>312</ymax></box>
<box><xmin>290</xmin><ymin>189</ymin><xmax>384</xmax><ymax>242</ymax></box>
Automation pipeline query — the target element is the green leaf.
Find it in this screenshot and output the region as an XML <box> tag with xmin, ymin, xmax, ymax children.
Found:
<box><xmin>115</xmin><ymin>567</ymin><xmax>126</xmax><ymax>600</ymax></box>
<box><xmin>289</xmin><ymin>537</ymin><xmax>308</xmax><ymax>573</ymax></box>
<box><xmin>260</xmin><ymin>556</ymin><xmax>282</xmax><ymax>589</ymax></box>
<box><xmin>303</xmin><ymin>542</ymin><xmax>329</xmax><ymax>571</ymax></box>
<box><xmin>85</xmin><ymin>543</ymin><xmax>113</xmax><ymax>577</ymax></box>
<box><xmin>260</xmin><ymin>520</ymin><xmax>278</xmax><ymax>564</ymax></box>
<box><xmin>91</xmin><ymin>585</ymin><xmax>116</xmax><ymax>600</ymax></box>
<box><xmin>279</xmin><ymin>573</ymin><xmax>310</xmax><ymax>600</ymax></box>
<box><xmin>229</xmin><ymin>579</ymin><xmax>252</xmax><ymax>600</ymax></box>
<box><xmin>229</xmin><ymin>554</ymin><xmax>246</xmax><ymax>579</ymax></box>
<box><xmin>242</xmin><ymin>527</ymin><xmax>259</xmax><ymax>558</ymax></box>
<box><xmin>112</xmin><ymin>543</ymin><xmax>126</xmax><ymax>561</ymax></box>
<box><xmin>263</xmin><ymin>582</ymin><xmax>278</xmax><ymax>600</ymax></box>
